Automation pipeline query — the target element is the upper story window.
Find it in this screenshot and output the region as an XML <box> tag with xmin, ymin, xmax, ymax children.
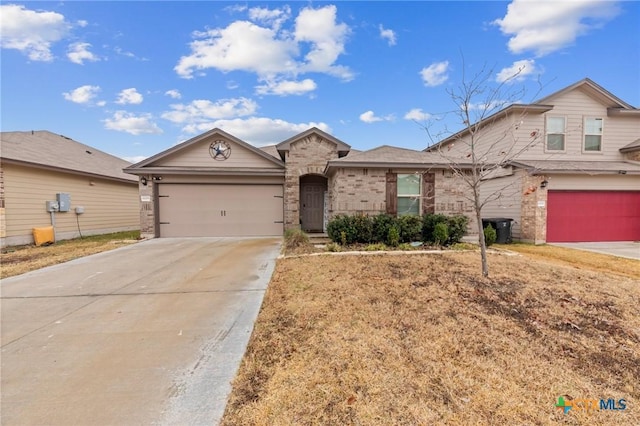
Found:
<box><xmin>546</xmin><ymin>116</ymin><xmax>565</xmax><ymax>151</ymax></box>
<box><xmin>584</xmin><ymin>117</ymin><xmax>603</xmax><ymax>152</ymax></box>
<box><xmin>397</xmin><ymin>174</ymin><xmax>421</xmax><ymax>216</ymax></box>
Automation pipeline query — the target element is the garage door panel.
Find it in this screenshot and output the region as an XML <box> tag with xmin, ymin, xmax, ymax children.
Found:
<box><xmin>158</xmin><ymin>184</ymin><xmax>283</xmax><ymax>237</ymax></box>
<box><xmin>547</xmin><ymin>191</ymin><xmax>640</xmax><ymax>242</ymax></box>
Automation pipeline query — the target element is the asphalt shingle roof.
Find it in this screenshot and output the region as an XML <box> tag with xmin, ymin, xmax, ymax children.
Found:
<box><xmin>1</xmin><ymin>130</ymin><xmax>137</xmax><ymax>182</ymax></box>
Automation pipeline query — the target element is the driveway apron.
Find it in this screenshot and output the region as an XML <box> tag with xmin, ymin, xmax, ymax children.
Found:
<box><xmin>0</xmin><ymin>237</ymin><xmax>281</xmax><ymax>425</ymax></box>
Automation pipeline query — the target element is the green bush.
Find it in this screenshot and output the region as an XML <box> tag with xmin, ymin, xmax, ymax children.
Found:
<box><xmin>422</xmin><ymin>214</ymin><xmax>448</xmax><ymax>243</ymax></box>
<box><xmin>327</xmin><ymin>214</ymin><xmax>356</xmax><ymax>244</ymax></box>
<box><xmin>484</xmin><ymin>224</ymin><xmax>497</xmax><ymax>247</ymax></box>
<box><xmin>387</xmin><ymin>225</ymin><xmax>400</xmax><ymax>247</ymax></box>
<box><xmin>372</xmin><ymin>214</ymin><xmax>396</xmax><ymax>243</ymax></box>
<box><xmin>446</xmin><ymin>215</ymin><xmax>469</xmax><ymax>245</ymax></box>
<box><xmin>398</xmin><ymin>215</ymin><xmax>423</xmax><ymax>243</ymax></box>
<box><xmin>433</xmin><ymin>222</ymin><xmax>449</xmax><ymax>246</ymax></box>
<box><xmin>352</xmin><ymin>214</ymin><xmax>373</xmax><ymax>244</ymax></box>
<box><xmin>364</xmin><ymin>243</ymin><xmax>387</xmax><ymax>251</ymax></box>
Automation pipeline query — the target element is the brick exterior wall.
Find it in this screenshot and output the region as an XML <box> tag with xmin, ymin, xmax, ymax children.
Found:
<box><xmin>329</xmin><ymin>168</ymin><xmax>387</xmax><ymax>216</ymax></box>
<box><xmin>284</xmin><ymin>134</ymin><xmax>340</xmax><ymax>230</ymax></box>
<box><xmin>519</xmin><ymin>173</ymin><xmax>548</xmax><ymax>244</ymax></box>
<box><xmin>328</xmin><ymin>167</ymin><xmax>477</xmax><ymax>236</ymax></box>
<box><xmin>622</xmin><ymin>150</ymin><xmax>640</xmax><ymax>161</ymax></box>
<box><xmin>139</xmin><ymin>176</ymin><xmax>155</xmax><ymax>239</ymax></box>
<box><xmin>434</xmin><ymin>170</ymin><xmax>477</xmax><ymax>235</ymax></box>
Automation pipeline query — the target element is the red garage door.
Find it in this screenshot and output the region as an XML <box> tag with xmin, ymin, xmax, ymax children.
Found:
<box><xmin>547</xmin><ymin>191</ymin><xmax>640</xmax><ymax>242</ymax></box>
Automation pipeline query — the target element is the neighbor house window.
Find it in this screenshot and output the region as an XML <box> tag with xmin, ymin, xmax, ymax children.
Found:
<box><xmin>584</xmin><ymin>117</ymin><xmax>603</xmax><ymax>152</ymax></box>
<box><xmin>397</xmin><ymin>174</ymin><xmax>421</xmax><ymax>216</ymax></box>
<box><xmin>546</xmin><ymin>116</ymin><xmax>565</xmax><ymax>151</ymax></box>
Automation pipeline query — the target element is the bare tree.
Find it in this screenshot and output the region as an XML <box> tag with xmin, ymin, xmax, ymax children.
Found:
<box><xmin>424</xmin><ymin>64</ymin><xmax>546</xmax><ymax>277</ymax></box>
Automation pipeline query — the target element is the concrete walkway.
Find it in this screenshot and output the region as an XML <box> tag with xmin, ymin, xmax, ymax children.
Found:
<box><xmin>550</xmin><ymin>241</ymin><xmax>640</xmax><ymax>260</ymax></box>
<box><xmin>1</xmin><ymin>237</ymin><xmax>281</xmax><ymax>426</ymax></box>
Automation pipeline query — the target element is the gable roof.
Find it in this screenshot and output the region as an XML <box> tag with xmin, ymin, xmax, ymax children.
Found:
<box><xmin>536</xmin><ymin>78</ymin><xmax>636</xmax><ymax>109</ymax></box>
<box><xmin>276</xmin><ymin>127</ymin><xmax>351</xmax><ymax>152</ymax></box>
<box><xmin>620</xmin><ymin>138</ymin><xmax>640</xmax><ymax>153</ymax></box>
<box><xmin>425</xmin><ymin>78</ymin><xmax>639</xmax><ymax>152</ymax></box>
<box><xmin>0</xmin><ymin>130</ymin><xmax>136</xmax><ymax>183</ymax></box>
<box><xmin>325</xmin><ymin>145</ymin><xmax>472</xmax><ymax>173</ymax></box>
<box><xmin>259</xmin><ymin>144</ymin><xmax>281</xmax><ymax>159</ymax></box>
<box><xmin>124</xmin><ymin>128</ymin><xmax>285</xmax><ymax>174</ymax></box>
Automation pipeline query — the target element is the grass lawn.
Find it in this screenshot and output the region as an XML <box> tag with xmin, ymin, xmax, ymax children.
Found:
<box><xmin>222</xmin><ymin>250</ymin><xmax>639</xmax><ymax>425</ymax></box>
<box><xmin>0</xmin><ymin>230</ymin><xmax>140</xmax><ymax>279</ymax></box>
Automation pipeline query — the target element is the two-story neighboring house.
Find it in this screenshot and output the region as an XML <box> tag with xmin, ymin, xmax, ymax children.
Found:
<box><xmin>426</xmin><ymin>78</ymin><xmax>640</xmax><ymax>243</ymax></box>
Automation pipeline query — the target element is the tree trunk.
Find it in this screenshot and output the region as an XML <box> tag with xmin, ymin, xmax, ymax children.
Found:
<box><xmin>475</xmin><ymin>200</ymin><xmax>489</xmax><ymax>277</ymax></box>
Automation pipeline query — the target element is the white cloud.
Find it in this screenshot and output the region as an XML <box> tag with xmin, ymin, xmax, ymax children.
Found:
<box><xmin>493</xmin><ymin>0</ymin><xmax>620</xmax><ymax>56</ymax></box>
<box><xmin>103</xmin><ymin>111</ymin><xmax>163</xmax><ymax>135</ymax></box>
<box><xmin>175</xmin><ymin>20</ymin><xmax>297</xmax><ymax>78</ymax></box>
<box><xmin>62</xmin><ymin>85</ymin><xmax>101</xmax><ymax>104</ymax></box>
<box><xmin>165</xmin><ymin>89</ymin><xmax>182</xmax><ymax>99</ymax></box>
<box><xmin>379</xmin><ymin>25</ymin><xmax>396</xmax><ymax>46</ymax></box>
<box><xmin>67</xmin><ymin>42</ymin><xmax>99</xmax><ymax>64</ymax></box>
<box><xmin>404</xmin><ymin>108</ymin><xmax>431</xmax><ymax>121</ymax></box>
<box><xmin>248</xmin><ymin>5</ymin><xmax>291</xmax><ymax>30</ymax></box>
<box><xmin>420</xmin><ymin>61</ymin><xmax>450</xmax><ymax>87</ymax></box>
<box><xmin>0</xmin><ymin>4</ymin><xmax>72</xmax><ymax>61</ymax></box>
<box><xmin>294</xmin><ymin>5</ymin><xmax>352</xmax><ymax>80</ymax></box>
<box><xmin>183</xmin><ymin>117</ymin><xmax>332</xmax><ymax>146</ymax></box>
<box><xmin>255</xmin><ymin>78</ymin><xmax>317</xmax><ymax>96</ymax></box>
<box><xmin>175</xmin><ymin>5</ymin><xmax>352</xmax><ymax>84</ymax></box>
<box><xmin>359</xmin><ymin>110</ymin><xmax>394</xmax><ymax>123</ymax></box>
<box><xmin>116</xmin><ymin>88</ymin><xmax>144</xmax><ymax>105</ymax></box>
<box><xmin>162</xmin><ymin>97</ymin><xmax>258</xmax><ymax>127</ymax></box>
<box><xmin>496</xmin><ymin>59</ymin><xmax>540</xmax><ymax>83</ymax></box>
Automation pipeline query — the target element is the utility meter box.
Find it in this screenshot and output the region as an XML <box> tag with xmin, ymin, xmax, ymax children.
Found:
<box><xmin>57</xmin><ymin>193</ymin><xmax>71</xmax><ymax>212</ymax></box>
<box><xmin>46</xmin><ymin>200</ymin><xmax>59</xmax><ymax>212</ymax></box>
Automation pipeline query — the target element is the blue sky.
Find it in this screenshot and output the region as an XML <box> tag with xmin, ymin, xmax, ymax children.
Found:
<box><xmin>2</xmin><ymin>1</ymin><xmax>639</xmax><ymax>162</ymax></box>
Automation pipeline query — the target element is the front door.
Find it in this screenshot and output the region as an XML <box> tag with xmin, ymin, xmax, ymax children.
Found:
<box><xmin>300</xmin><ymin>176</ymin><xmax>327</xmax><ymax>232</ymax></box>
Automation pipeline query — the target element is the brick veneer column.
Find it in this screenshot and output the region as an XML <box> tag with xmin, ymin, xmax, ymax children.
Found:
<box><xmin>520</xmin><ymin>174</ymin><xmax>548</xmax><ymax>244</ymax></box>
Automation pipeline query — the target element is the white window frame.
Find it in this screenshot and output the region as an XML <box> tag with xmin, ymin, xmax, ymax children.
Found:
<box><xmin>545</xmin><ymin>116</ymin><xmax>566</xmax><ymax>152</ymax></box>
<box><xmin>397</xmin><ymin>173</ymin><xmax>421</xmax><ymax>216</ymax></box>
<box><xmin>583</xmin><ymin>117</ymin><xmax>603</xmax><ymax>153</ymax></box>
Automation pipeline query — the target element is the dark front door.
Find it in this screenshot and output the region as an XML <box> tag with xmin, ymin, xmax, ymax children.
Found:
<box><xmin>300</xmin><ymin>176</ymin><xmax>327</xmax><ymax>232</ymax></box>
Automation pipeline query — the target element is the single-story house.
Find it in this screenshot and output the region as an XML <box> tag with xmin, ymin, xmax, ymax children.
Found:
<box><xmin>425</xmin><ymin>78</ymin><xmax>640</xmax><ymax>243</ymax></box>
<box><xmin>0</xmin><ymin>131</ymin><xmax>139</xmax><ymax>247</ymax></box>
<box><xmin>124</xmin><ymin>128</ymin><xmax>476</xmax><ymax>239</ymax></box>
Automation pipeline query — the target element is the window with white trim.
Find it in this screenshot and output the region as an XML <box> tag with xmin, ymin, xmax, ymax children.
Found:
<box><xmin>397</xmin><ymin>174</ymin><xmax>421</xmax><ymax>216</ymax></box>
<box><xmin>584</xmin><ymin>117</ymin><xmax>603</xmax><ymax>152</ymax></box>
<box><xmin>546</xmin><ymin>116</ymin><xmax>565</xmax><ymax>151</ymax></box>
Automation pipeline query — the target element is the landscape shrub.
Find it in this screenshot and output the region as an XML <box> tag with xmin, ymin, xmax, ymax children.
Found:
<box><xmin>352</xmin><ymin>214</ymin><xmax>373</xmax><ymax>243</ymax></box>
<box><xmin>484</xmin><ymin>224</ymin><xmax>497</xmax><ymax>247</ymax></box>
<box><xmin>327</xmin><ymin>214</ymin><xmax>357</xmax><ymax>244</ymax></box>
<box><xmin>398</xmin><ymin>215</ymin><xmax>423</xmax><ymax>243</ymax></box>
<box><xmin>433</xmin><ymin>222</ymin><xmax>449</xmax><ymax>246</ymax></box>
<box><xmin>372</xmin><ymin>214</ymin><xmax>396</xmax><ymax>243</ymax></box>
<box><xmin>422</xmin><ymin>214</ymin><xmax>448</xmax><ymax>243</ymax></box>
<box><xmin>446</xmin><ymin>215</ymin><xmax>469</xmax><ymax>245</ymax></box>
<box><xmin>387</xmin><ymin>225</ymin><xmax>400</xmax><ymax>247</ymax></box>
<box><xmin>283</xmin><ymin>228</ymin><xmax>309</xmax><ymax>250</ymax></box>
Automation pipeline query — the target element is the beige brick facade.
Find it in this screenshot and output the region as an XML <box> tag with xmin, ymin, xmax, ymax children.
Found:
<box><xmin>434</xmin><ymin>170</ymin><xmax>477</xmax><ymax>234</ymax></box>
<box><xmin>283</xmin><ymin>134</ymin><xmax>339</xmax><ymax>230</ymax></box>
<box><xmin>622</xmin><ymin>150</ymin><xmax>640</xmax><ymax>161</ymax></box>
<box><xmin>519</xmin><ymin>173</ymin><xmax>548</xmax><ymax>244</ymax></box>
<box><xmin>329</xmin><ymin>167</ymin><xmax>387</xmax><ymax>216</ymax></box>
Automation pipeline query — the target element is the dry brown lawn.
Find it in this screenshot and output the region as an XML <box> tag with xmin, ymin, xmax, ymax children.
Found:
<box><xmin>0</xmin><ymin>231</ymin><xmax>140</xmax><ymax>279</ymax></box>
<box><xmin>222</xmin><ymin>251</ymin><xmax>639</xmax><ymax>425</ymax></box>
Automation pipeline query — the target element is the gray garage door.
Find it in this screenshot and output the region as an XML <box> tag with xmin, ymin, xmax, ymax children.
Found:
<box><xmin>158</xmin><ymin>184</ymin><xmax>284</xmax><ymax>237</ymax></box>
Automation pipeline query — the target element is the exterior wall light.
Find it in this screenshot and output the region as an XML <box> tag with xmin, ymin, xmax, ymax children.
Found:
<box><xmin>140</xmin><ymin>176</ymin><xmax>148</xmax><ymax>186</ymax></box>
<box><xmin>540</xmin><ymin>179</ymin><xmax>548</xmax><ymax>188</ymax></box>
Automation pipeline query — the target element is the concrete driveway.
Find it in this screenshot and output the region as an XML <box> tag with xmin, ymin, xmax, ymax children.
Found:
<box><xmin>1</xmin><ymin>237</ymin><xmax>281</xmax><ymax>426</ymax></box>
<box><xmin>550</xmin><ymin>241</ymin><xmax>640</xmax><ymax>260</ymax></box>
